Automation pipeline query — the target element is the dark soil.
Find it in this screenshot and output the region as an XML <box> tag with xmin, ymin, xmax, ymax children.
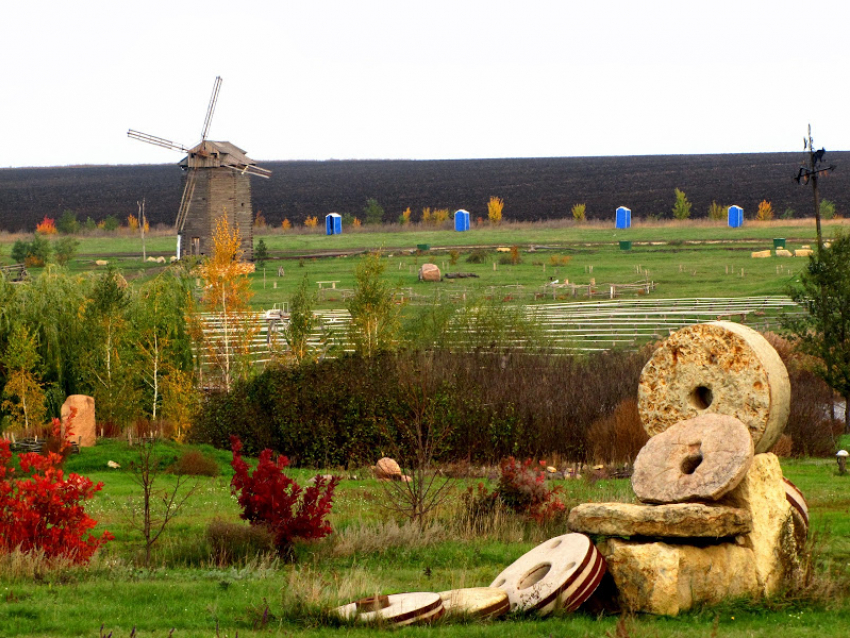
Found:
<box><xmin>1</xmin><ymin>152</ymin><xmax>847</xmax><ymax>232</ymax></box>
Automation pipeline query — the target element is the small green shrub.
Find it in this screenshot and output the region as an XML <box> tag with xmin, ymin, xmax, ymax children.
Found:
<box><xmin>206</xmin><ymin>519</ymin><xmax>274</xmax><ymax>565</ymax></box>
<box><xmin>465</xmin><ymin>249</ymin><xmax>488</xmax><ymax>264</ymax></box>
<box><xmin>169</xmin><ymin>449</ymin><xmax>220</xmax><ymax>476</ymax></box>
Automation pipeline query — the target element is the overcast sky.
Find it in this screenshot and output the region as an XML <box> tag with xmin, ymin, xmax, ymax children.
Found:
<box><xmin>4</xmin><ymin>0</ymin><xmax>848</xmax><ymax>168</ymax></box>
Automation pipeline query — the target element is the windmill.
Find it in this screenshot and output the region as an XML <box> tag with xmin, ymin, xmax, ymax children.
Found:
<box><xmin>127</xmin><ymin>76</ymin><xmax>270</xmax><ymax>260</ymax></box>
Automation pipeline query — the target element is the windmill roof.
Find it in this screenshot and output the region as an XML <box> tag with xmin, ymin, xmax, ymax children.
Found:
<box><xmin>179</xmin><ymin>140</ymin><xmax>257</xmax><ymax>167</ymax></box>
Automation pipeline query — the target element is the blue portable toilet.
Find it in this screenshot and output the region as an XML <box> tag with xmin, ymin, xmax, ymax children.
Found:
<box><xmin>454</xmin><ymin>209</ymin><xmax>470</xmax><ymax>232</ymax></box>
<box><xmin>615</xmin><ymin>206</ymin><xmax>632</xmax><ymax>229</ymax></box>
<box><xmin>728</xmin><ymin>205</ymin><xmax>744</xmax><ymax>228</ymax></box>
<box><xmin>325</xmin><ymin>213</ymin><xmax>342</xmax><ymax>235</ymax></box>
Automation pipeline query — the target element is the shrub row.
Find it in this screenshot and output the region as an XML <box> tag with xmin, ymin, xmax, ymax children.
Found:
<box><xmin>193</xmin><ymin>336</ymin><xmax>842</xmax><ymax>466</ymax></box>
<box><xmin>192</xmin><ymin>349</ymin><xmax>648</xmax><ymax>467</ymax></box>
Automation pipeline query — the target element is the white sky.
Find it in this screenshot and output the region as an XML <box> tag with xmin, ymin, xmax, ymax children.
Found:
<box><xmin>3</xmin><ymin>0</ymin><xmax>849</xmax><ymax>168</ymax></box>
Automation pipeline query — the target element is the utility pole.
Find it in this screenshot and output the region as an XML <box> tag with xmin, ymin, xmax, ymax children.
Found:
<box><xmin>138</xmin><ymin>198</ymin><xmax>147</xmax><ymax>261</ymax></box>
<box><xmin>795</xmin><ymin>124</ymin><xmax>835</xmax><ymax>254</ymax></box>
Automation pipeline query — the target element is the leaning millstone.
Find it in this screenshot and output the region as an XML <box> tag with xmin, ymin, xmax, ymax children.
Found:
<box><xmin>637</xmin><ymin>321</ymin><xmax>790</xmax><ymax>453</ymax></box>
<box><xmin>597</xmin><ymin>538</ymin><xmax>759</xmax><ymax>616</ymax></box>
<box><xmin>568</xmin><ymin>502</ymin><xmax>752</xmax><ymax>538</ymax></box>
<box><xmin>632</xmin><ymin>414</ymin><xmax>753</xmax><ymax>504</ymax></box>
<box><xmin>719</xmin><ymin>453</ymin><xmax>798</xmax><ymax>595</ymax></box>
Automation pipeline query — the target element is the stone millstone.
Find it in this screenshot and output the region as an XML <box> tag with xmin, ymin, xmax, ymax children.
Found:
<box><xmin>61</xmin><ymin>395</ymin><xmax>96</xmax><ymax>447</ymax></box>
<box><xmin>568</xmin><ymin>502</ymin><xmax>752</xmax><ymax>538</ymax></box>
<box><xmin>631</xmin><ymin>414</ymin><xmax>753</xmax><ymax>504</ymax></box>
<box><xmin>438</xmin><ymin>588</ymin><xmax>509</xmax><ymax>619</ymax></box>
<box><xmin>334</xmin><ymin>592</ymin><xmax>444</xmax><ymax>626</ymax></box>
<box><xmin>490</xmin><ymin>533</ymin><xmax>595</xmax><ymax>616</ymax></box>
<box><xmin>638</xmin><ymin>321</ymin><xmax>790</xmax><ymax>453</ymax></box>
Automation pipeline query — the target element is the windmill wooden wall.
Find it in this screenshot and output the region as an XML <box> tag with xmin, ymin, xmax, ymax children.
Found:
<box><xmin>179</xmin><ymin>168</ymin><xmax>254</xmax><ymax>260</ymax></box>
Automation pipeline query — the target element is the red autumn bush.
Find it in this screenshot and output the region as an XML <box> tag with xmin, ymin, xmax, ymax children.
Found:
<box><xmin>0</xmin><ymin>412</ymin><xmax>112</xmax><ymax>563</ymax></box>
<box><xmin>465</xmin><ymin>457</ymin><xmax>565</xmax><ymax>523</ymax></box>
<box><xmin>229</xmin><ymin>436</ymin><xmax>339</xmax><ymax>560</ymax></box>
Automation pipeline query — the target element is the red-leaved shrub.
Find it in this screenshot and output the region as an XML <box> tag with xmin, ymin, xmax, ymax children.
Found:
<box><xmin>0</xmin><ymin>412</ymin><xmax>112</xmax><ymax>563</ymax></box>
<box><xmin>230</xmin><ymin>436</ymin><xmax>339</xmax><ymax>560</ymax></box>
<box><xmin>465</xmin><ymin>457</ymin><xmax>565</xmax><ymax>524</ymax></box>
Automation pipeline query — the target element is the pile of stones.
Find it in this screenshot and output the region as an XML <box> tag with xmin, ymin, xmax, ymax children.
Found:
<box><xmin>569</xmin><ymin>321</ymin><xmax>807</xmax><ymax>615</ymax></box>
<box><xmin>335</xmin><ymin>321</ymin><xmax>808</xmax><ymax>622</ymax></box>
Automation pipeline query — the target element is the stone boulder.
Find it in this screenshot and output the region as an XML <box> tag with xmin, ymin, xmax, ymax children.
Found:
<box><xmin>61</xmin><ymin>395</ymin><xmax>96</xmax><ymax>447</ymax></box>
<box><xmin>719</xmin><ymin>453</ymin><xmax>798</xmax><ymax>595</ymax></box>
<box><xmin>631</xmin><ymin>414</ymin><xmax>753</xmax><ymax>504</ymax></box>
<box><xmin>568</xmin><ymin>502</ymin><xmax>752</xmax><ymax>538</ymax></box>
<box><xmin>597</xmin><ymin>538</ymin><xmax>759</xmax><ymax>616</ymax></box>
<box><xmin>418</xmin><ymin>263</ymin><xmax>441</xmax><ymax>282</ymax></box>
<box><xmin>374</xmin><ymin>457</ymin><xmax>403</xmax><ymax>480</ymax></box>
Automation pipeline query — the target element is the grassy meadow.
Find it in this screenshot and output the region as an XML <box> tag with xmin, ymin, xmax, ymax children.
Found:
<box><xmin>2</xmin><ymin>219</ymin><xmax>850</xmax><ymax>636</ymax></box>
<box><xmin>3</xmin><ymin>218</ymin><xmax>849</xmax><ymax>310</ymax></box>
<box><xmin>1</xmin><ymin>440</ymin><xmax>849</xmax><ymax>637</ymax></box>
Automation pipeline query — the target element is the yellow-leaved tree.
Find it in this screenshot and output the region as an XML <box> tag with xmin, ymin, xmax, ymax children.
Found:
<box><xmin>191</xmin><ymin>215</ymin><xmax>257</xmax><ymax>392</ymax></box>
<box><xmin>488</xmin><ymin>197</ymin><xmax>504</xmax><ymax>225</ymax></box>
<box><xmin>1</xmin><ymin>324</ymin><xmax>47</xmax><ymax>432</ymax></box>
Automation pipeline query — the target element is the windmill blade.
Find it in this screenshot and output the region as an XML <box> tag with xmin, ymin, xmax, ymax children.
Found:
<box><xmin>175</xmin><ymin>169</ymin><xmax>199</xmax><ymax>232</ymax></box>
<box><xmin>128</xmin><ymin>130</ymin><xmax>190</xmax><ymax>153</ymax></box>
<box><xmin>223</xmin><ymin>163</ymin><xmax>272</xmax><ymax>179</ymax></box>
<box><xmin>201</xmin><ymin>76</ymin><xmax>223</xmax><ymax>141</ymax></box>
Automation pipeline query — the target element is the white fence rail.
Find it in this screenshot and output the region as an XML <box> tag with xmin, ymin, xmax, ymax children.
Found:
<box><xmin>196</xmin><ymin>296</ymin><xmax>801</xmax><ymax>364</ymax></box>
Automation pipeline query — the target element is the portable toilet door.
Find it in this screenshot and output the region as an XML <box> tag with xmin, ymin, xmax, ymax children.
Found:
<box><xmin>325</xmin><ymin>213</ymin><xmax>342</xmax><ymax>235</ymax></box>
<box><xmin>615</xmin><ymin>206</ymin><xmax>632</xmax><ymax>229</ymax></box>
<box><xmin>728</xmin><ymin>205</ymin><xmax>744</xmax><ymax>228</ymax></box>
<box><xmin>454</xmin><ymin>209</ymin><xmax>470</xmax><ymax>232</ymax></box>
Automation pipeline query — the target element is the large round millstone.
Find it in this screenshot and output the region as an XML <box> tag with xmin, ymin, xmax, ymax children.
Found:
<box><xmin>631</xmin><ymin>414</ymin><xmax>753</xmax><ymax>504</ymax></box>
<box><xmin>638</xmin><ymin>321</ymin><xmax>790</xmax><ymax>453</ymax></box>
<box><xmin>490</xmin><ymin>533</ymin><xmax>598</xmax><ymax>616</ymax></box>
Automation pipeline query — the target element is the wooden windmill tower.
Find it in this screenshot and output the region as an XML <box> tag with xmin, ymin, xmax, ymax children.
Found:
<box><xmin>128</xmin><ymin>77</ymin><xmax>270</xmax><ymax>260</ymax></box>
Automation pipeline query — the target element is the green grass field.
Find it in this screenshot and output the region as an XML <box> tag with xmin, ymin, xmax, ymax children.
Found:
<box><xmin>4</xmin><ymin>219</ymin><xmax>849</xmax><ymax>310</ymax></box>
<box><xmin>1</xmin><ymin>440</ymin><xmax>849</xmax><ymax>637</ymax></box>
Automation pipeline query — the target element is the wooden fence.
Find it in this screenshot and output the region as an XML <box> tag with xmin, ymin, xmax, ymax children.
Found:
<box><xmin>196</xmin><ymin>296</ymin><xmax>801</xmax><ymax>366</ymax></box>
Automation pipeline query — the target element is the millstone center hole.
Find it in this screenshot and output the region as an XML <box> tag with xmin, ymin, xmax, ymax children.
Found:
<box><xmin>690</xmin><ymin>386</ymin><xmax>714</xmax><ymax>410</ymax></box>
<box><xmin>518</xmin><ymin>563</ymin><xmax>552</xmax><ymax>590</ymax></box>
<box><xmin>681</xmin><ymin>453</ymin><xmax>704</xmax><ymax>475</ymax></box>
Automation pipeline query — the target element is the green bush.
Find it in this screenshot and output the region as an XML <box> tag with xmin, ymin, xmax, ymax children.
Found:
<box><xmin>191</xmin><ymin>349</ymin><xmax>649</xmax><ymax>466</ymax></box>
<box><xmin>465</xmin><ymin>249</ymin><xmax>488</xmax><ymax>264</ymax></box>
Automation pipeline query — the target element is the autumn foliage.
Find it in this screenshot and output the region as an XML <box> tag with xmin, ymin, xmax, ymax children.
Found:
<box><xmin>35</xmin><ymin>216</ymin><xmax>57</xmax><ymax>235</ymax></box>
<box><xmin>229</xmin><ymin>436</ymin><xmax>339</xmax><ymax>559</ymax></box>
<box><xmin>466</xmin><ymin>457</ymin><xmax>565</xmax><ymax>524</ymax></box>
<box><xmin>0</xmin><ymin>411</ymin><xmax>112</xmax><ymax>562</ymax></box>
<box><xmin>756</xmin><ymin>199</ymin><xmax>774</xmax><ymax>221</ymax></box>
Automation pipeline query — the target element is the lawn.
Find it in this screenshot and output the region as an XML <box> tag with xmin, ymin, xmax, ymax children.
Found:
<box><xmin>1</xmin><ymin>440</ymin><xmax>848</xmax><ymax>638</ymax></box>
<box><xmin>5</xmin><ymin>219</ymin><xmax>846</xmax><ymax>312</ymax></box>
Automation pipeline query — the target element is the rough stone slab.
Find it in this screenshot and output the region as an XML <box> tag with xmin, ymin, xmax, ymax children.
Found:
<box><xmin>374</xmin><ymin>457</ymin><xmax>402</xmax><ymax>479</ymax></box>
<box><xmin>719</xmin><ymin>453</ymin><xmax>798</xmax><ymax>595</ymax></box>
<box><xmin>61</xmin><ymin>395</ymin><xmax>96</xmax><ymax>447</ymax></box>
<box><xmin>631</xmin><ymin>414</ymin><xmax>753</xmax><ymax>504</ymax></box>
<box><xmin>597</xmin><ymin>538</ymin><xmax>759</xmax><ymax>616</ymax></box>
<box><xmin>418</xmin><ymin>263</ymin><xmax>441</xmax><ymax>282</ymax></box>
<box><xmin>637</xmin><ymin>321</ymin><xmax>790</xmax><ymax>453</ymax></box>
<box><xmin>568</xmin><ymin>502</ymin><xmax>752</xmax><ymax>538</ymax></box>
